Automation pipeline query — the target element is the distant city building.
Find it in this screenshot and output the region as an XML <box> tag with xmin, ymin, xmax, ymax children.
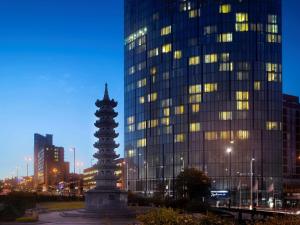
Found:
<box><xmin>34</xmin><ymin>134</ymin><xmax>53</xmax><ymax>187</ymax></box>
<box><xmin>83</xmin><ymin>158</ymin><xmax>125</xmax><ymax>192</ymax></box>
<box><xmin>283</xmin><ymin>94</ymin><xmax>300</xmax><ymax>201</ymax></box>
<box><xmin>34</xmin><ymin>134</ymin><xmax>69</xmax><ymax>191</ymax></box>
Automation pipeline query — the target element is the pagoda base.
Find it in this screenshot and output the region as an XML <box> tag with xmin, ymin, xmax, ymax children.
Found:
<box><xmin>83</xmin><ymin>188</ymin><xmax>133</xmax><ymax>217</ymax></box>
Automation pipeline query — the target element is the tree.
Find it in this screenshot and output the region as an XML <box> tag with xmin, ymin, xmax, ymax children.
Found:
<box><xmin>175</xmin><ymin>168</ymin><xmax>211</xmax><ymax>200</ymax></box>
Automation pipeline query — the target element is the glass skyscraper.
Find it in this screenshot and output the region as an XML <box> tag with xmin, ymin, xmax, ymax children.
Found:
<box><xmin>125</xmin><ymin>0</ymin><xmax>282</xmax><ymax>203</ymax></box>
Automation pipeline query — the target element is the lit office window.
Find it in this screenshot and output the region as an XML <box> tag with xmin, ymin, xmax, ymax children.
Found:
<box><xmin>192</xmin><ymin>104</ymin><xmax>200</xmax><ymax>113</ymax></box>
<box><xmin>219</xmin><ymin>4</ymin><xmax>231</xmax><ymax>14</ymax></box>
<box><xmin>205</xmin><ymin>54</ymin><xmax>218</xmax><ymax>63</ymax></box>
<box><xmin>128</xmin><ymin>66</ymin><xmax>135</xmax><ymax>75</ymax></box>
<box><xmin>163</xmin><ymin>108</ymin><xmax>170</xmax><ymax>116</ymax></box>
<box><xmin>137</xmin><ymin>138</ymin><xmax>147</xmax><ymax>147</ymax></box>
<box><xmin>254</xmin><ymin>81</ymin><xmax>261</xmax><ymax>90</ymax></box>
<box><xmin>266</xmin><ymin>121</ymin><xmax>279</xmax><ymax>130</ymax></box>
<box><xmin>220</xmin><ymin>53</ymin><xmax>230</xmax><ymax>62</ymax></box>
<box><xmin>148</xmin><ymin>92</ymin><xmax>158</xmax><ymax>102</ymax></box>
<box><xmin>236</xmin><ymin>130</ymin><xmax>249</xmax><ymax>140</ymax></box>
<box><xmin>236</xmin><ymin>101</ymin><xmax>249</xmax><ymax>110</ymax></box>
<box><xmin>174</xmin><ymin>50</ymin><xmax>182</xmax><ymax>59</ymax></box>
<box><xmin>236</xmin><ymin>13</ymin><xmax>248</xmax><ymax>22</ymax></box>
<box><xmin>174</xmin><ymin>134</ymin><xmax>185</xmax><ymax>143</ymax></box>
<box><xmin>127</xmin><ymin>116</ymin><xmax>135</xmax><ymax>124</ymax></box>
<box><xmin>161</xmin><ymin>98</ymin><xmax>172</xmax><ymax>107</ymax></box>
<box><xmin>190</xmin><ymin>123</ymin><xmax>201</xmax><ymax>132</ymax></box>
<box><xmin>205</xmin><ymin>132</ymin><xmax>218</xmax><ymax>140</ymax></box>
<box><xmin>267</xmin><ymin>24</ymin><xmax>278</xmax><ymax>33</ymax></box>
<box><xmin>139</xmin><ymin>96</ymin><xmax>145</xmax><ymax>104</ymax></box>
<box><xmin>217</xmin><ymin>33</ymin><xmax>233</xmax><ymax>42</ymax></box>
<box><xmin>219</xmin><ymin>63</ymin><xmax>234</xmax><ymax>71</ymax></box>
<box><xmin>189</xmin><ymin>9</ymin><xmax>200</xmax><ymax>18</ymax></box>
<box><xmin>161</xmin><ymin>117</ymin><xmax>170</xmax><ymax>126</ymax></box>
<box><xmin>236</xmin><ymin>13</ymin><xmax>249</xmax><ymax>32</ymax></box>
<box><xmin>128</xmin><ymin>125</ymin><xmax>135</xmax><ymax>132</ymax></box>
<box><xmin>220</xmin><ymin>131</ymin><xmax>231</xmax><ymax>140</ymax></box>
<box><xmin>189</xmin><ymin>94</ymin><xmax>201</xmax><ymax>103</ymax></box>
<box><xmin>148</xmin><ymin>119</ymin><xmax>158</xmax><ymax>128</ymax></box>
<box><xmin>148</xmin><ymin>48</ymin><xmax>159</xmax><ymax>58</ymax></box>
<box><xmin>189</xmin><ymin>84</ymin><xmax>201</xmax><ymax>94</ymax></box>
<box><xmin>268</xmin><ymin>14</ymin><xmax>277</xmax><ymax>24</ymax></box>
<box><xmin>137</xmin><ymin>121</ymin><xmax>146</xmax><ymax>130</ymax></box>
<box><xmin>204</xmin><ymin>83</ymin><xmax>218</xmax><ymax>92</ymax></box>
<box><xmin>162</xmin><ymin>43</ymin><xmax>172</xmax><ymax>53</ymax></box>
<box><xmin>175</xmin><ymin>105</ymin><xmax>184</xmax><ymax>115</ymax></box>
<box><xmin>236</xmin><ymin>91</ymin><xmax>249</xmax><ymax>100</ymax></box>
<box><xmin>219</xmin><ymin>112</ymin><xmax>232</xmax><ymax>120</ymax></box>
<box><xmin>137</xmin><ymin>78</ymin><xmax>147</xmax><ymax>88</ymax></box>
<box><xmin>161</xmin><ymin>25</ymin><xmax>172</xmax><ymax>36</ymax></box>
<box><xmin>189</xmin><ymin>56</ymin><xmax>200</xmax><ymax>65</ymax></box>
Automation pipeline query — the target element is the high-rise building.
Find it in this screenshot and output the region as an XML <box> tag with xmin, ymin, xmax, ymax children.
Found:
<box><xmin>34</xmin><ymin>134</ymin><xmax>53</xmax><ymax>187</ymax></box>
<box><xmin>283</xmin><ymin>94</ymin><xmax>300</xmax><ymax>200</ymax></box>
<box><xmin>124</xmin><ymin>0</ymin><xmax>282</xmax><ymax>203</ymax></box>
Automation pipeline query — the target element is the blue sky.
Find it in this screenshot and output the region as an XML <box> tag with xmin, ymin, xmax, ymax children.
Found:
<box><xmin>0</xmin><ymin>0</ymin><xmax>299</xmax><ymax>179</ymax></box>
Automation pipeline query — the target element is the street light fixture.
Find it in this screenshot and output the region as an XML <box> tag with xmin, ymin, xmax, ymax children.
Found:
<box><xmin>24</xmin><ymin>157</ymin><xmax>32</xmax><ymax>177</ymax></box>
<box><xmin>250</xmin><ymin>157</ymin><xmax>255</xmax><ymax>210</ymax></box>
<box><xmin>226</xmin><ymin>147</ymin><xmax>232</xmax><ymax>190</ymax></box>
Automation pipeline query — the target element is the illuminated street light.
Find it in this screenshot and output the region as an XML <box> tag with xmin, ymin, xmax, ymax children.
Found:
<box><xmin>24</xmin><ymin>156</ymin><xmax>32</xmax><ymax>177</ymax></box>
<box><xmin>250</xmin><ymin>157</ymin><xmax>255</xmax><ymax>210</ymax></box>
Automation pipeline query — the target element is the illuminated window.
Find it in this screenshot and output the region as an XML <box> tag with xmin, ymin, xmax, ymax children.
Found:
<box><xmin>127</xmin><ymin>149</ymin><xmax>135</xmax><ymax>157</ymax></box>
<box><xmin>268</xmin><ymin>14</ymin><xmax>277</xmax><ymax>24</ymax></box>
<box><xmin>137</xmin><ymin>121</ymin><xmax>146</xmax><ymax>130</ymax></box>
<box><xmin>220</xmin><ymin>53</ymin><xmax>230</xmax><ymax>62</ymax></box>
<box><xmin>175</xmin><ymin>134</ymin><xmax>185</xmax><ymax>143</ymax></box>
<box><xmin>161</xmin><ymin>98</ymin><xmax>172</xmax><ymax>107</ymax></box>
<box><xmin>219</xmin><ymin>4</ymin><xmax>231</xmax><ymax>14</ymax></box>
<box><xmin>189</xmin><ymin>84</ymin><xmax>201</xmax><ymax>94</ymax></box>
<box><xmin>137</xmin><ymin>78</ymin><xmax>147</xmax><ymax>88</ymax></box>
<box><xmin>162</xmin><ymin>43</ymin><xmax>172</xmax><ymax>53</ymax></box>
<box><xmin>266</xmin><ymin>121</ymin><xmax>279</xmax><ymax>130</ymax></box>
<box><xmin>148</xmin><ymin>119</ymin><xmax>158</xmax><ymax>128</ymax></box>
<box><xmin>236</xmin><ymin>130</ymin><xmax>249</xmax><ymax>140</ymax></box>
<box><xmin>236</xmin><ymin>91</ymin><xmax>249</xmax><ymax>100</ymax></box>
<box><xmin>174</xmin><ymin>50</ymin><xmax>182</xmax><ymax>59</ymax></box>
<box><xmin>128</xmin><ymin>125</ymin><xmax>135</xmax><ymax>132</ymax></box>
<box><xmin>254</xmin><ymin>81</ymin><xmax>261</xmax><ymax>90</ymax></box>
<box><xmin>192</xmin><ymin>104</ymin><xmax>200</xmax><ymax>113</ymax></box>
<box><xmin>237</xmin><ymin>72</ymin><xmax>249</xmax><ymax>80</ymax></box>
<box><xmin>189</xmin><ymin>56</ymin><xmax>200</xmax><ymax>65</ymax></box>
<box><xmin>163</xmin><ymin>108</ymin><xmax>170</xmax><ymax>116</ymax></box>
<box><xmin>150</xmin><ymin>67</ymin><xmax>157</xmax><ymax>75</ymax></box>
<box><xmin>205</xmin><ymin>132</ymin><xmax>218</xmax><ymax>141</ymax></box>
<box><xmin>149</xmin><ymin>48</ymin><xmax>159</xmax><ymax>58</ymax></box>
<box><xmin>268</xmin><ymin>73</ymin><xmax>279</xmax><ymax>82</ymax></box>
<box><xmin>236</xmin><ymin>101</ymin><xmax>249</xmax><ymax>110</ymax></box>
<box><xmin>204</xmin><ymin>25</ymin><xmax>217</xmax><ymax>35</ymax></box>
<box><xmin>204</xmin><ymin>83</ymin><xmax>218</xmax><ymax>93</ymax></box>
<box><xmin>266</xmin><ymin>63</ymin><xmax>280</xmax><ymax>72</ymax></box>
<box><xmin>161</xmin><ymin>25</ymin><xmax>172</xmax><ymax>36</ymax></box>
<box><xmin>190</xmin><ymin>123</ymin><xmax>201</xmax><ymax>132</ymax></box>
<box><xmin>205</xmin><ymin>54</ymin><xmax>218</xmax><ymax>63</ymax></box>
<box><xmin>267</xmin><ymin>34</ymin><xmax>281</xmax><ymax>43</ymax></box>
<box><xmin>219</xmin><ymin>63</ymin><xmax>234</xmax><ymax>71</ymax></box>
<box><xmin>137</xmin><ymin>62</ymin><xmax>146</xmax><ymax>71</ymax></box>
<box><xmin>137</xmin><ymin>138</ymin><xmax>147</xmax><ymax>147</ymax></box>
<box><xmin>235</xmin><ymin>13</ymin><xmax>249</xmax><ymax>32</ymax></box>
<box><xmin>220</xmin><ymin>131</ymin><xmax>231</xmax><ymax>140</ymax></box>
<box><xmin>219</xmin><ymin>111</ymin><xmax>232</xmax><ymax>120</ymax></box>
<box><xmin>236</xmin><ymin>13</ymin><xmax>248</xmax><ymax>22</ymax></box>
<box><xmin>267</xmin><ymin>24</ymin><xmax>278</xmax><ymax>34</ymax></box>
<box><xmin>139</xmin><ymin>96</ymin><xmax>145</xmax><ymax>104</ymax></box>
<box><xmin>127</xmin><ymin>116</ymin><xmax>135</xmax><ymax>124</ymax></box>
<box><xmin>148</xmin><ymin>92</ymin><xmax>157</xmax><ymax>102</ymax></box>
<box><xmin>161</xmin><ymin>117</ymin><xmax>170</xmax><ymax>126</ymax></box>
<box><xmin>128</xmin><ymin>66</ymin><xmax>135</xmax><ymax>75</ymax></box>
<box><xmin>189</xmin><ymin>9</ymin><xmax>200</xmax><ymax>18</ymax></box>
<box><xmin>217</xmin><ymin>33</ymin><xmax>233</xmax><ymax>42</ymax></box>
<box><xmin>189</xmin><ymin>94</ymin><xmax>201</xmax><ymax>103</ymax></box>
<box><xmin>175</xmin><ymin>105</ymin><xmax>184</xmax><ymax>115</ymax></box>
<box><xmin>164</xmin><ymin>126</ymin><xmax>172</xmax><ymax>134</ymax></box>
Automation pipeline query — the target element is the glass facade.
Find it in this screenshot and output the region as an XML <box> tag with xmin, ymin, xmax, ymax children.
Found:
<box><xmin>124</xmin><ymin>0</ymin><xmax>282</xmax><ymax>201</ymax></box>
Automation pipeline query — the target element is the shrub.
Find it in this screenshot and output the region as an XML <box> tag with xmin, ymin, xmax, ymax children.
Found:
<box><xmin>15</xmin><ymin>216</ymin><xmax>38</xmax><ymax>223</ymax></box>
<box><xmin>185</xmin><ymin>199</ymin><xmax>210</xmax><ymax>213</ymax></box>
<box><xmin>253</xmin><ymin>216</ymin><xmax>300</xmax><ymax>225</ymax></box>
<box><xmin>137</xmin><ymin>208</ymin><xmax>233</xmax><ymax>225</ymax></box>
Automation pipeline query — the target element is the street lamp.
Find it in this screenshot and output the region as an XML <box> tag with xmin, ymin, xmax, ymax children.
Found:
<box><xmin>180</xmin><ymin>157</ymin><xmax>185</xmax><ymax>172</ymax></box>
<box><xmin>250</xmin><ymin>157</ymin><xmax>255</xmax><ymax>210</ymax></box>
<box><xmin>226</xmin><ymin>147</ymin><xmax>232</xmax><ymax>190</ymax></box>
<box><xmin>24</xmin><ymin>157</ymin><xmax>32</xmax><ymax>177</ymax></box>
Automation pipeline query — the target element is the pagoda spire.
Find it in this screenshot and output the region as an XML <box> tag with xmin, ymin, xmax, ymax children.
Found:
<box><xmin>103</xmin><ymin>83</ymin><xmax>109</xmax><ymax>100</ymax></box>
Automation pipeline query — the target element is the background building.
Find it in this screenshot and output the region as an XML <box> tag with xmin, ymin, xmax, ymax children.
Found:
<box><xmin>283</xmin><ymin>94</ymin><xmax>300</xmax><ymax>204</ymax></box>
<box><xmin>83</xmin><ymin>158</ymin><xmax>125</xmax><ymax>191</ymax></box>
<box><xmin>124</xmin><ymin>0</ymin><xmax>282</xmax><ymax>203</ymax></box>
<box><xmin>34</xmin><ymin>133</ymin><xmax>53</xmax><ymax>187</ymax></box>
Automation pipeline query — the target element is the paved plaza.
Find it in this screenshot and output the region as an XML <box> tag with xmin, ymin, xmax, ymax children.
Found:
<box><xmin>0</xmin><ymin>211</ymin><xmax>138</xmax><ymax>225</ymax></box>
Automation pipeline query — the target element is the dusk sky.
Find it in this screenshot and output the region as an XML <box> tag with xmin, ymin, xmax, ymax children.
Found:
<box><xmin>0</xmin><ymin>0</ymin><xmax>299</xmax><ymax>179</ymax></box>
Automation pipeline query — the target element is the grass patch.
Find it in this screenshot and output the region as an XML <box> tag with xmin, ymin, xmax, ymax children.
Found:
<box><xmin>38</xmin><ymin>201</ymin><xmax>84</xmax><ymax>211</ymax></box>
<box><xmin>15</xmin><ymin>217</ymin><xmax>38</xmax><ymax>223</ymax></box>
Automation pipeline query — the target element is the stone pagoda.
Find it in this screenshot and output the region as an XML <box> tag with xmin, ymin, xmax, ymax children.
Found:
<box><xmin>85</xmin><ymin>84</ymin><xmax>129</xmax><ymax>216</ymax></box>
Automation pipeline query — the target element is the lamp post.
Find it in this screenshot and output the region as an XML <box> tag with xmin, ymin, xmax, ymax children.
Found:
<box><xmin>24</xmin><ymin>157</ymin><xmax>32</xmax><ymax>177</ymax></box>
<box><xmin>70</xmin><ymin>148</ymin><xmax>76</xmax><ymax>195</ymax></box>
<box><xmin>226</xmin><ymin>147</ymin><xmax>232</xmax><ymax>190</ymax></box>
<box><xmin>250</xmin><ymin>158</ymin><xmax>255</xmax><ymax>210</ymax></box>
<box><xmin>180</xmin><ymin>157</ymin><xmax>185</xmax><ymax>172</ymax></box>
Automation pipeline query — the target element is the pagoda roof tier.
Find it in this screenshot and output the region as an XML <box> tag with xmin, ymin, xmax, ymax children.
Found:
<box><xmin>94</xmin><ymin>152</ymin><xmax>119</xmax><ymax>159</ymax></box>
<box><xmin>95</xmin><ymin>110</ymin><xmax>118</xmax><ymax>118</ymax></box>
<box><xmin>94</xmin><ymin>164</ymin><xmax>118</xmax><ymax>170</ymax></box>
<box><xmin>94</xmin><ymin>142</ymin><xmax>119</xmax><ymax>149</ymax></box>
<box><xmin>94</xmin><ymin>120</ymin><xmax>118</xmax><ymax>128</ymax></box>
<box><xmin>94</xmin><ymin>130</ymin><xmax>119</xmax><ymax>139</ymax></box>
<box><xmin>95</xmin><ymin>99</ymin><xmax>117</xmax><ymax>108</ymax></box>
